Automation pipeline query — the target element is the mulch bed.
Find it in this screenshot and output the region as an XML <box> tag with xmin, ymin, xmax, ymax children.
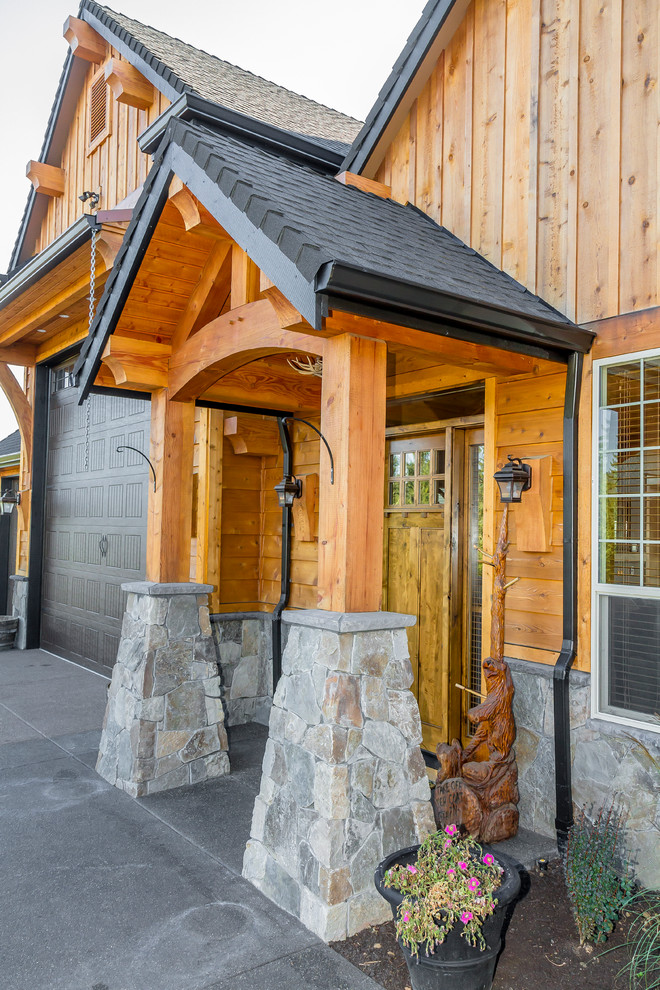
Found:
<box><xmin>331</xmin><ymin>859</ymin><xmax>634</xmax><ymax>990</ymax></box>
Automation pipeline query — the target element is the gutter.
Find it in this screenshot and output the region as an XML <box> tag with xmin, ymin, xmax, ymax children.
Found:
<box><xmin>138</xmin><ymin>92</ymin><xmax>346</xmax><ymax>172</ymax></box>
<box><xmin>315</xmin><ymin>261</ymin><xmax>595</xmax><ymax>360</ymax></box>
<box><xmin>553</xmin><ymin>351</ymin><xmax>583</xmax><ymax>850</ymax></box>
<box><xmin>0</xmin><ymin>215</ymin><xmax>100</xmax><ymax>312</ymax></box>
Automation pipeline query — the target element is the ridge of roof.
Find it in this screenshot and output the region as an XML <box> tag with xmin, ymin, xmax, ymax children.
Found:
<box><xmin>342</xmin><ymin>0</ymin><xmax>461</xmax><ymax>176</ymax></box>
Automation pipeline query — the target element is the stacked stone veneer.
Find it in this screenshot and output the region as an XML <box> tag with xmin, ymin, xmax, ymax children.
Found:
<box><xmin>510</xmin><ymin>658</ymin><xmax>660</xmax><ymax>888</ymax></box>
<box><xmin>211</xmin><ymin>614</ymin><xmax>272</xmax><ymax>726</ymax></box>
<box><xmin>96</xmin><ymin>582</ymin><xmax>229</xmax><ymax>797</ymax></box>
<box><xmin>243</xmin><ymin>610</ymin><xmax>436</xmax><ymax>941</ymax></box>
<box><xmin>10</xmin><ymin>575</ymin><xmax>28</xmax><ymax>650</ymax></box>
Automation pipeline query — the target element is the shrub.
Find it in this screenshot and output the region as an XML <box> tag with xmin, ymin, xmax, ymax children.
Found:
<box><xmin>564</xmin><ymin>802</ymin><xmax>633</xmax><ymax>944</ymax></box>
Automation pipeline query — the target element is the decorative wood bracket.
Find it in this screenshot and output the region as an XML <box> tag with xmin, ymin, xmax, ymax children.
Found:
<box><xmin>101</xmin><ymin>337</ymin><xmax>170</xmax><ymax>390</ymax></box>
<box><xmin>223</xmin><ymin>415</ymin><xmax>279</xmax><ymax>456</ymax></box>
<box><xmin>63</xmin><ymin>15</ymin><xmax>106</xmax><ymax>62</ymax></box>
<box><xmin>335</xmin><ymin>171</ymin><xmax>392</xmax><ymax>199</ymax></box>
<box><xmin>104</xmin><ymin>58</ymin><xmax>154</xmax><ymax>110</ymax></box>
<box><xmin>26</xmin><ymin>161</ymin><xmax>65</xmax><ymax>198</ymax></box>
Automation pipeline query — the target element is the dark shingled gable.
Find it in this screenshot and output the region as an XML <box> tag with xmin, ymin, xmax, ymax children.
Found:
<box><xmin>0</xmin><ymin>430</ymin><xmax>20</xmax><ymax>458</ymax></box>
<box><xmin>75</xmin><ymin>118</ymin><xmax>594</xmax><ymax>398</ymax></box>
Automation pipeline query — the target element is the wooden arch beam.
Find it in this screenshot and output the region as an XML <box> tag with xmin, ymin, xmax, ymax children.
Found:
<box><xmin>168</xmin><ymin>298</ymin><xmax>323</xmax><ymax>401</ymax></box>
<box><xmin>0</xmin><ymin>364</ymin><xmax>32</xmax><ymax>465</ymax></box>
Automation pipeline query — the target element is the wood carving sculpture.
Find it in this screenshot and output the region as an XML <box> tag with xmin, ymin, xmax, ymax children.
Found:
<box><xmin>432</xmin><ymin>504</ymin><xmax>519</xmax><ymax>842</ymax></box>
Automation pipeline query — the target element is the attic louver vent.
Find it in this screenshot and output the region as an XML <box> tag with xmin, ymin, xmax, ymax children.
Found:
<box><xmin>89</xmin><ymin>72</ymin><xmax>108</xmax><ymax>145</ymax></box>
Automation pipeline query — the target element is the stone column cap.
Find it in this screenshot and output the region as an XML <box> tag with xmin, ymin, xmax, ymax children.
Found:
<box><xmin>9</xmin><ymin>574</ymin><xmax>28</xmax><ymax>582</ymax></box>
<box><xmin>282</xmin><ymin>608</ymin><xmax>416</xmax><ymax>632</ymax></box>
<box><xmin>121</xmin><ymin>581</ymin><xmax>214</xmax><ymax>596</ymax></box>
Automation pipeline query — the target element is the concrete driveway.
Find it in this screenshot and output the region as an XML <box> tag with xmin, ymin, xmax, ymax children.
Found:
<box><xmin>0</xmin><ymin>649</ymin><xmax>380</xmax><ymax>990</ymax></box>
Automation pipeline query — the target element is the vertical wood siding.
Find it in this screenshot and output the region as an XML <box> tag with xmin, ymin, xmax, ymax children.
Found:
<box><xmin>375</xmin><ymin>0</ymin><xmax>659</xmax><ymax>325</ymax></box>
<box><xmin>34</xmin><ymin>49</ymin><xmax>169</xmax><ymax>255</ymax></box>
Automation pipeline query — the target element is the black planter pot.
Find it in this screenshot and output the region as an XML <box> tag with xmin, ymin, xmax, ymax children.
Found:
<box><xmin>374</xmin><ymin>842</ymin><xmax>521</xmax><ymax>990</ymax></box>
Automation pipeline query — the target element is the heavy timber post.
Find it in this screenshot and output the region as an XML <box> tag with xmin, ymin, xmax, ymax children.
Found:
<box><xmin>317</xmin><ymin>333</ymin><xmax>387</xmax><ymax>612</ymax></box>
<box><xmin>147</xmin><ymin>389</ymin><xmax>195</xmax><ymax>582</ymax></box>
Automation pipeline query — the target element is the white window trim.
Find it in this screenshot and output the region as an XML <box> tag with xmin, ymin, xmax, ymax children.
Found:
<box><xmin>591</xmin><ymin>345</ymin><xmax>660</xmax><ymax>735</ymax></box>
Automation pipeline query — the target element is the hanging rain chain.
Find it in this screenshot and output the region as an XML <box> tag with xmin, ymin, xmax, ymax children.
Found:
<box><xmin>84</xmin><ymin>201</ymin><xmax>99</xmax><ymax>475</ymax></box>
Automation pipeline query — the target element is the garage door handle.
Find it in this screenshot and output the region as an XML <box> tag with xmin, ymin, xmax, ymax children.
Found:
<box><xmin>99</xmin><ymin>535</ymin><xmax>108</xmax><ymax>558</ymax></box>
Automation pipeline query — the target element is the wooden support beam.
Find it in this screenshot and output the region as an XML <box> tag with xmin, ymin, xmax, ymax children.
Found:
<box><xmin>168</xmin><ymin>298</ymin><xmax>321</xmax><ymax>401</ymax></box>
<box><xmin>335</xmin><ymin>171</ymin><xmax>392</xmax><ymax>199</ymax></box>
<box><xmin>101</xmin><ymin>336</ymin><xmax>171</xmax><ymax>390</ymax></box>
<box><xmin>147</xmin><ymin>390</ymin><xmax>195</xmax><ymax>582</ymax></box>
<box><xmin>170</xmin><ymin>240</ymin><xmax>232</xmax><ymax>350</ymax></box>
<box><xmin>168</xmin><ymin>178</ymin><xmax>228</xmax><ymax>238</ymax></box>
<box><xmin>231</xmin><ymin>245</ymin><xmax>260</xmax><ymax>308</ymax></box>
<box><xmin>223</xmin><ymin>415</ymin><xmax>279</xmax><ymax>455</ymax></box>
<box><xmin>0</xmin><ymin>363</ymin><xmax>32</xmax><ymax>466</ymax></box>
<box><xmin>25</xmin><ymin>161</ymin><xmax>65</xmax><ymax>198</ymax></box>
<box><xmin>259</xmin><ymin>273</ymin><xmax>304</xmax><ymax>328</ymax></box>
<box><xmin>0</xmin><ymin>343</ymin><xmax>38</xmax><ymax>366</ymax></box>
<box><xmin>387</xmin><ymin>364</ymin><xmax>485</xmax><ymax>399</ymax></box>
<box><xmin>292</xmin><ymin>472</ymin><xmax>318</xmax><ymax>542</ymax></box>
<box><xmin>203</xmin><ymin>359</ymin><xmax>321</xmax><ymax>412</ymax></box>
<box><xmin>317</xmin><ymin>333</ymin><xmax>387</xmax><ymax>612</ymax></box>
<box><xmin>325</xmin><ymin>311</ymin><xmax>559</xmax><ymax>377</ymax></box>
<box><xmin>63</xmin><ymin>15</ymin><xmax>106</xmax><ymax>62</ymax></box>
<box><xmin>104</xmin><ymin>58</ymin><xmax>154</xmax><ymax>109</ymax></box>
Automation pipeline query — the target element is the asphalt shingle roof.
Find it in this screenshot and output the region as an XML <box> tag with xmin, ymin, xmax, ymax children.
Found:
<box><xmin>85</xmin><ymin>3</ymin><xmax>363</xmax><ymax>154</ymax></box>
<box><xmin>0</xmin><ymin>430</ymin><xmax>20</xmax><ymax>457</ymax></box>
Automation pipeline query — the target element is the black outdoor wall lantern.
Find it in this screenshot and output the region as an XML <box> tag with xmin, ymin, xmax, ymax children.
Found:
<box><xmin>0</xmin><ymin>490</ymin><xmax>20</xmax><ymax>515</ymax></box>
<box><xmin>274</xmin><ymin>475</ymin><xmax>302</xmax><ymax>508</ymax></box>
<box><xmin>493</xmin><ymin>455</ymin><xmax>532</xmax><ymax>503</ymax></box>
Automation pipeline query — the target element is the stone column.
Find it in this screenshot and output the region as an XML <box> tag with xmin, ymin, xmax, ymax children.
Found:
<box><xmin>243</xmin><ymin>610</ymin><xmax>436</xmax><ymax>941</ymax></box>
<box><xmin>10</xmin><ymin>575</ymin><xmax>28</xmax><ymax>649</ymax></box>
<box><xmin>96</xmin><ymin>582</ymin><xmax>229</xmax><ymax>797</ymax></box>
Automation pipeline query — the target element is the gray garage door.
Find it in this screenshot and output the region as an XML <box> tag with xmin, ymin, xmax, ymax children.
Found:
<box><xmin>41</xmin><ymin>365</ymin><xmax>151</xmax><ymax>673</ymax></box>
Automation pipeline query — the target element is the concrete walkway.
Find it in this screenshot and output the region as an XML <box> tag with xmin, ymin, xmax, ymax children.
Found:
<box><xmin>0</xmin><ymin>649</ymin><xmax>381</xmax><ymax>990</ymax></box>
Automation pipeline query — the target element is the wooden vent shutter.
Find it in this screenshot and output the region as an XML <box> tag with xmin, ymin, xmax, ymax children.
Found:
<box><xmin>89</xmin><ymin>72</ymin><xmax>108</xmax><ymax>144</ymax></box>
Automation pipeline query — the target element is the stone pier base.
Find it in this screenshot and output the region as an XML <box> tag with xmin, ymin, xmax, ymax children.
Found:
<box><xmin>242</xmin><ymin>610</ymin><xmax>436</xmax><ymax>941</ymax></box>
<box><xmin>10</xmin><ymin>575</ymin><xmax>28</xmax><ymax>649</ymax></box>
<box><xmin>96</xmin><ymin>582</ymin><xmax>229</xmax><ymax>797</ymax></box>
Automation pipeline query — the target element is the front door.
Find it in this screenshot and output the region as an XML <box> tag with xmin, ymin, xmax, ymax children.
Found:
<box><xmin>383</xmin><ymin>426</ymin><xmax>484</xmax><ymax>751</ymax></box>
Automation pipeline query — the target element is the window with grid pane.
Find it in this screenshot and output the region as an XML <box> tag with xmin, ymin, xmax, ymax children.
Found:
<box><xmin>387</xmin><ymin>442</ymin><xmax>445</xmax><ymax>509</ymax></box>
<box><xmin>595</xmin><ymin>355</ymin><xmax>660</xmax><ymax>725</ymax></box>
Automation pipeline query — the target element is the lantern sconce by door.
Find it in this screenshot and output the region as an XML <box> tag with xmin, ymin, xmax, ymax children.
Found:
<box><xmin>494</xmin><ymin>454</ymin><xmax>553</xmax><ymax>553</ymax></box>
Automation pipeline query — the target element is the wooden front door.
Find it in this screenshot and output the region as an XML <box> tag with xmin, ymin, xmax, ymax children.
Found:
<box><xmin>383</xmin><ymin>426</ymin><xmax>484</xmax><ymax>751</ymax></box>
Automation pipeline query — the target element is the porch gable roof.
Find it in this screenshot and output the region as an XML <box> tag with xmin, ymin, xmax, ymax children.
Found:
<box><xmin>74</xmin><ymin>118</ymin><xmax>595</xmax><ymax>399</ymax></box>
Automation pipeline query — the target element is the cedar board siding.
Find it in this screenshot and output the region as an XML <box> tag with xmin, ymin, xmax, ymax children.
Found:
<box><xmin>34</xmin><ymin>48</ymin><xmax>170</xmax><ymax>254</ymax></box>
<box><xmin>375</xmin><ymin>0</ymin><xmax>658</xmax><ymax>326</ymax></box>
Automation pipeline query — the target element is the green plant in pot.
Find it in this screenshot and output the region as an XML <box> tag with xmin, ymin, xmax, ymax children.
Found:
<box><xmin>374</xmin><ymin>825</ymin><xmax>521</xmax><ymax>990</ymax></box>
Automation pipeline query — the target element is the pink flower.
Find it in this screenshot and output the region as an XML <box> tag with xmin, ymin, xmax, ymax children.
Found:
<box><xmin>443</xmin><ymin>839</ymin><xmax>452</xmax><ymax>850</ymax></box>
<box><xmin>403</xmin><ymin>911</ymin><xmax>410</xmax><ymax>922</ymax></box>
<box><xmin>468</xmin><ymin>878</ymin><xmax>480</xmax><ymax>891</ymax></box>
<box><xmin>483</xmin><ymin>853</ymin><xmax>495</xmax><ymax>866</ymax></box>
<box><xmin>446</xmin><ymin>868</ymin><xmax>455</xmax><ymax>876</ymax></box>
<box><xmin>406</xmin><ymin>864</ymin><xmax>418</xmax><ymax>875</ymax></box>
<box><xmin>461</xmin><ymin>911</ymin><xmax>473</xmax><ymax>923</ymax></box>
<box><xmin>444</xmin><ymin>824</ymin><xmax>458</xmax><ymax>835</ymax></box>
<box><xmin>458</xmin><ymin>861</ymin><xmax>468</xmax><ymax>870</ymax></box>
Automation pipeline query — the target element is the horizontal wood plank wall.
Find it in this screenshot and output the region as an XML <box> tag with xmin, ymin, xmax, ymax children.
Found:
<box><xmin>260</xmin><ymin>420</ymin><xmax>321</xmax><ymax>610</ymax></box>
<box><xmin>218</xmin><ymin>435</ymin><xmax>261</xmax><ymax>607</ymax></box>
<box><xmin>375</xmin><ymin>0</ymin><xmax>659</xmax><ymax>325</ymax></box>
<box><xmin>494</xmin><ymin>370</ymin><xmax>567</xmax><ymax>665</ymax></box>
<box><xmin>34</xmin><ymin>48</ymin><xmax>169</xmax><ymax>255</ymax></box>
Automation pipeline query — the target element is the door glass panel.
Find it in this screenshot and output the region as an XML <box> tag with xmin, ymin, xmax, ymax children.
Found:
<box><xmin>405</xmin><ymin>480</ymin><xmax>415</xmax><ymax>504</ymax></box>
<box><xmin>419</xmin><ymin>480</ymin><xmax>430</xmax><ymax>504</ymax></box>
<box><xmin>465</xmin><ymin>442</ymin><xmax>484</xmax><ymax>736</ymax></box>
<box><xmin>390</xmin><ymin>453</ymin><xmax>401</xmax><ymax>476</ymax></box>
<box><xmin>404</xmin><ymin>452</ymin><xmax>416</xmax><ymax>476</ymax></box>
<box><xmin>389</xmin><ymin>482</ymin><xmax>400</xmax><ymax>506</ymax></box>
<box><xmin>419</xmin><ymin>450</ymin><xmax>431</xmax><ymax>475</ymax></box>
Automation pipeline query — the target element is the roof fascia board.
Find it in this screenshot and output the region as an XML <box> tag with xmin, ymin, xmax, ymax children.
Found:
<box><xmin>315</xmin><ymin>262</ymin><xmax>595</xmax><ymax>357</ymax></box>
<box><xmin>167</xmin><ymin>138</ymin><xmax>318</xmax><ymax>326</ymax></box>
<box><xmin>73</xmin><ymin>158</ymin><xmax>175</xmax><ymax>400</ymax></box>
<box><xmin>343</xmin><ymin>0</ymin><xmax>468</xmax><ymax>178</ymax></box>
<box><xmin>80</xmin><ymin>5</ymin><xmax>187</xmax><ymax>103</ymax></box>
<box><xmin>1</xmin><ymin>215</ymin><xmax>98</xmax><ymax>312</ymax></box>
<box><xmin>138</xmin><ymin>93</ymin><xmax>344</xmax><ymax>171</ymax></box>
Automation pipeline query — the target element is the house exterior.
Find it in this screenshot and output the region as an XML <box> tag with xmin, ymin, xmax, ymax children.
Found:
<box><xmin>0</xmin><ymin>0</ymin><xmax>657</xmax><ymax>939</ymax></box>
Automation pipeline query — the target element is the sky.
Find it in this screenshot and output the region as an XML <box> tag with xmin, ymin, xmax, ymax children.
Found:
<box><xmin>0</xmin><ymin>0</ymin><xmax>427</xmax><ymax>440</ymax></box>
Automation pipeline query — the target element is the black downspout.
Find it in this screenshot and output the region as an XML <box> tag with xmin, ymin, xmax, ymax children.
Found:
<box><xmin>272</xmin><ymin>417</ymin><xmax>294</xmax><ymax>693</ymax></box>
<box><xmin>25</xmin><ymin>364</ymin><xmax>50</xmax><ymax>650</ymax></box>
<box><xmin>553</xmin><ymin>351</ymin><xmax>583</xmax><ymax>851</ymax></box>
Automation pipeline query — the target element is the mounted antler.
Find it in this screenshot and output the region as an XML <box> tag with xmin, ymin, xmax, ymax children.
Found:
<box><xmin>287</xmin><ymin>355</ymin><xmax>323</xmax><ymax>378</ymax></box>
